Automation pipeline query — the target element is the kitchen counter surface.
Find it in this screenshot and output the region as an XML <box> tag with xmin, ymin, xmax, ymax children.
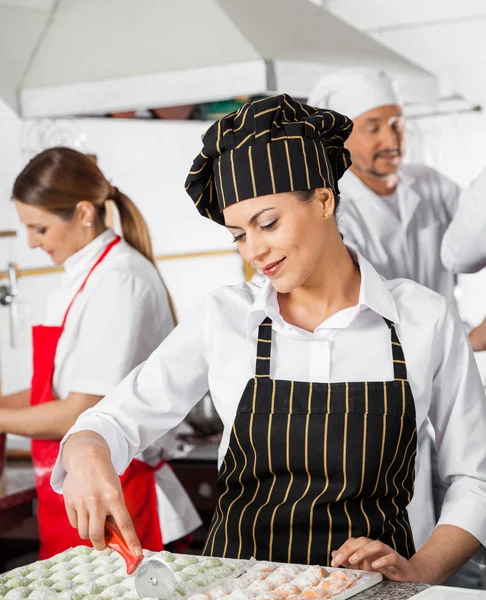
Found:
<box><xmin>0</xmin><ymin>460</ymin><xmax>36</xmax><ymax>534</ymax></box>
<box><xmin>357</xmin><ymin>581</ymin><xmax>428</xmax><ymax>599</ymax></box>
<box><xmin>0</xmin><ymin>460</ymin><xmax>35</xmax><ymax>508</ymax></box>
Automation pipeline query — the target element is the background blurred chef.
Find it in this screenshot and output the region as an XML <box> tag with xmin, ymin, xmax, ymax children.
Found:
<box><xmin>0</xmin><ymin>147</ymin><xmax>201</xmax><ymax>558</ymax></box>
<box><xmin>442</xmin><ymin>164</ymin><xmax>486</xmax><ymax>350</ymax></box>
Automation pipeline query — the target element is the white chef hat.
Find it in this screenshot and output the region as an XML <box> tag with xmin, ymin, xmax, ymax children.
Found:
<box><xmin>307</xmin><ymin>69</ymin><xmax>403</xmax><ymax>120</ymax></box>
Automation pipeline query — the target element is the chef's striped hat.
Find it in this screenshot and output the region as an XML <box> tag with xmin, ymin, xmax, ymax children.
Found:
<box><xmin>185</xmin><ymin>94</ymin><xmax>353</xmax><ymax>225</ymax></box>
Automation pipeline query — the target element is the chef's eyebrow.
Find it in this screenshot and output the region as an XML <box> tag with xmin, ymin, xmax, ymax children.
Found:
<box><xmin>226</xmin><ymin>208</ymin><xmax>276</xmax><ymax>230</ymax></box>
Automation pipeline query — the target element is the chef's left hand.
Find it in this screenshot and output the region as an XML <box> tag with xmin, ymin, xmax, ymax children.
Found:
<box><xmin>331</xmin><ymin>537</ymin><xmax>421</xmax><ymax>582</ymax></box>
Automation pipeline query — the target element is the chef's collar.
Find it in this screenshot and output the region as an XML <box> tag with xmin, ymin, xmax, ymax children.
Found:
<box><xmin>63</xmin><ymin>229</ymin><xmax>117</xmax><ymax>277</ymax></box>
<box><xmin>246</xmin><ymin>247</ymin><xmax>400</xmax><ymax>337</ymax></box>
<box><xmin>341</xmin><ymin>167</ymin><xmax>416</xmax><ymax>196</ymax></box>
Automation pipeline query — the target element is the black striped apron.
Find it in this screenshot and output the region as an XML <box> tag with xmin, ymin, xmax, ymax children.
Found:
<box><xmin>203</xmin><ymin>317</ymin><xmax>417</xmax><ymax>565</ymax></box>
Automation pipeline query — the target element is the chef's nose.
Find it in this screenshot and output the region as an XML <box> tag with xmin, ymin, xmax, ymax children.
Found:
<box><xmin>27</xmin><ymin>231</ymin><xmax>40</xmax><ymax>249</ymax></box>
<box><xmin>246</xmin><ymin>232</ymin><xmax>269</xmax><ymax>266</ymax></box>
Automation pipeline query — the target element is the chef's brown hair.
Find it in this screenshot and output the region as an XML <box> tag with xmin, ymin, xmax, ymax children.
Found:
<box><xmin>12</xmin><ymin>146</ymin><xmax>158</xmax><ymax>264</ymax></box>
<box><xmin>13</xmin><ymin>147</ymin><xmax>178</xmax><ymax>321</ymax></box>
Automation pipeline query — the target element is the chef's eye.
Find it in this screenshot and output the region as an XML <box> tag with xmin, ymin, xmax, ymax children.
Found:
<box><xmin>261</xmin><ymin>219</ymin><xmax>278</xmax><ymax>231</ymax></box>
<box><xmin>232</xmin><ymin>232</ymin><xmax>246</xmax><ymax>243</ymax></box>
<box><xmin>36</xmin><ymin>227</ymin><xmax>47</xmax><ymax>235</ymax></box>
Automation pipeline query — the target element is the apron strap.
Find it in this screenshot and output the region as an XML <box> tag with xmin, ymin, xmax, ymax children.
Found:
<box><xmin>255</xmin><ymin>316</ymin><xmax>273</xmax><ymax>379</ymax></box>
<box><xmin>383</xmin><ymin>318</ymin><xmax>408</xmax><ymax>381</ymax></box>
<box><xmin>60</xmin><ymin>235</ymin><xmax>121</xmax><ymax>329</ymax></box>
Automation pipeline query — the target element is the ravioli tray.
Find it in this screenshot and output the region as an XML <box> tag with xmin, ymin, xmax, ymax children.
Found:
<box><xmin>0</xmin><ymin>546</ymin><xmax>382</xmax><ymax>600</ymax></box>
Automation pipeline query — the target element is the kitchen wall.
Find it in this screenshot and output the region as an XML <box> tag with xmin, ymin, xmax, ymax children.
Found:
<box><xmin>0</xmin><ymin>100</ymin><xmax>245</xmax><ymax>395</ymax></box>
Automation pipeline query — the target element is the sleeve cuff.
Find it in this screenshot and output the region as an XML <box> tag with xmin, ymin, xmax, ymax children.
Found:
<box><xmin>50</xmin><ymin>419</ymin><xmax>132</xmax><ymax>494</ymax></box>
<box><xmin>437</xmin><ymin>486</ymin><xmax>486</xmax><ymax>565</ymax></box>
<box><xmin>69</xmin><ymin>379</ymin><xmax>116</xmax><ymax>397</ymax></box>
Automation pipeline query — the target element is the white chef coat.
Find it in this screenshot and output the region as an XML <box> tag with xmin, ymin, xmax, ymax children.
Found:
<box><xmin>339</xmin><ymin>164</ymin><xmax>461</xmax><ymax>305</ymax></box>
<box><xmin>441</xmin><ymin>164</ymin><xmax>486</xmax><ymax>273</ymax></box>
<box><xmin>46</xmin><ymin>228</ymin><xmax>201</xmax><ymax>543</ymax></box>
<box><xmin>52</xmin><ymin>249</ymin><xmax>486</xmax><ymax>561</ymax></box>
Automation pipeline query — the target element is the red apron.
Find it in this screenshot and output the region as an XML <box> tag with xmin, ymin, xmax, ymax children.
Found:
<box><xmin>31</xmin><ymin>236</ymin><xmax>164</xmax><ymax>558</ymax></box>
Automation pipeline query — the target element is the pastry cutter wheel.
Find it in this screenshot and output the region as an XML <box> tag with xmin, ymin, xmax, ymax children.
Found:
<box><xmin>104</xmin><ymin>519</ymin><xmax>176</xmax><ymax>599</ymax></box>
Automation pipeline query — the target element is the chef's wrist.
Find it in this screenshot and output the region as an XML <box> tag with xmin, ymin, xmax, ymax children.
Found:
<box><xmin>62</xmin><ymin>431</ymin><xmax>110</xmax><ymax>473</ymax></box>
<box><xmin>407</xmin><ymin>554</ymin><xmax>440</xmax><ymax>584</ymax></box>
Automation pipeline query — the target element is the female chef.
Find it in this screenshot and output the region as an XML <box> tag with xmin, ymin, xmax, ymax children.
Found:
<box><xmin>53</xmin><ymin>97</ymin><xmax>486</xmax><ymax>584</ymax></box>
<box><xmin>0</xmin><ymin>147</ymin><xmax>200</xmax><ymax>558</ymax></box>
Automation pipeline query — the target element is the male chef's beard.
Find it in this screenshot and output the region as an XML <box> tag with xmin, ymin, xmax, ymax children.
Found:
<box><xmin>353</xmin><ymin>149</ymin><xmax>402</xmax><ymax>179</ymax></box>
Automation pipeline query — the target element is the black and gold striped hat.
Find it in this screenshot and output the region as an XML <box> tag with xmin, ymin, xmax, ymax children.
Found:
<box><xmin>185</xmin><ymin>94</ymin><xmax>353</xmax><ymax>225</ymax></box>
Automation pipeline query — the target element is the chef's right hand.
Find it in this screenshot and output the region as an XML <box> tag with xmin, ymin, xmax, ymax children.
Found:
<box><xmin>61</xmin><ymin>431</ymin><xmax>142</xmax><ymax>556</ymax></box>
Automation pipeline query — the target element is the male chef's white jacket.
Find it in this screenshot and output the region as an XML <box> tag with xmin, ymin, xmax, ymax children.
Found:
<box><xmin>441</xmin><ymin>164</ymin><xmax>486</xmax><ymax>273</ymax></box>
<box><xmin>339</xmin><ymin>164</ymin><xmax>460</xmax><ymax>306</ymax></box>
<box><xmin>338</xmin><ymin>164</ymin><xmax>461</xmax><ymax>550</ymax></box>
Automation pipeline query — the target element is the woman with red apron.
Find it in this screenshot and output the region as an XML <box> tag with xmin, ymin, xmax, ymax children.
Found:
<box><xmin>55</xmin><ymin>97</ymin><xmax>486</xmax><ymax>585</ymax></box>
<box><xmin>0</xmin><ymin>147</ymin><xmax>200</xmax><ymax>558</ymax></box>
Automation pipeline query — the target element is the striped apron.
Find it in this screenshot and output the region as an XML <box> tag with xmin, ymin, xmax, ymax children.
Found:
<box><xmin>203</xmin><ymin>317</ymin><xmax>417</xmax><ymax>565</ymax></box>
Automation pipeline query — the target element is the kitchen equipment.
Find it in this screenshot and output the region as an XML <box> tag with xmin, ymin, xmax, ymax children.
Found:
<box><xmin>0</xmin><ymin>263</ymin><xmax>17</xmax><ymax>306</ymax></box>
<box><xmin>185</xmin><ymin>393</ymin><xmax>223</xmax><ymax>436</ymax></box>
<box><xmin>104</xmin><ymin>519</ymin><xmax>176</xmax><ymax>599</ymax></box>
<box><xmin>410</xmin><ymin>587</ymin><xmax>486</xmax><ymax>599</ymax></box>
<box><xmin>135</xmin><ymin>556</ymin><xmax>177</xmax><ymax>600</ymax></box>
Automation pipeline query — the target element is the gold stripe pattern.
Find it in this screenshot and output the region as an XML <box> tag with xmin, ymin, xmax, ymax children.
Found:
<box><xmin>284</xmin><ymin>140</ymin><xmax>294</xmax><ymax>191</ymax></box>
<box><xmin>203</xmin><ymin>458</ymin><xmax>229</xmax><ymax>555</ymax></box>
<box><xmin>230</xmin><ymin>150</ymin><xmax>239</xmax><ymax>203</ymax></box>
<box><xmin>236</xmin><ymin>380</ymin><xmax>261</xmax><ymax>559</ymax></box>
<box><xmin>222</xmin><ymin>429</ymin><xmax>248</xmax><ymax>557</ymax></box>
<box><xmin>307</xmin><ymin>384</ymin><xmax>331</xmax><ymax>564</ymax></box>
<box><xmin>268</xmin><ymin>381</ymin><xmax>295</xmax><ymax>560</ymax></box>
<box><xmin>359</xmin><ymin>382</ymin><xmax>371</xmax><ymax>536</ymax></box>
<box><xmin>288</xmin><ymin>383</ymin><xmax>313</xmax><ymax>562</ymax></box>
<box><xmin>252</xmin><ymin>379</ymin><xmax>277</xmax><ymax>557</ymax></box>
<box><xmin>218</xmin><ymin>158</ymin><xmax>226</xmax><ymax>209</ymax></box>
<box><xmin>267</xmin><ymin>144</ymin><xmax>276</xmax><ymax>194</ymax></box>
<box><xmin>248</xmin><ymin>146</ymin><xmax>257</xmax><ymax>197</ymax></box>
<box><xmin>209</xmin><ymin>446</ymin><xmax>238</xmax><ymax>556</ymax></box>
<box><xmin>373</xmin><ymin>383</ymin><xmax>389</xmax><ymax>536</ymax></box>
<box><xmin>300</xmin><ymin>138</ymin><xmax>311</xmax><ymax>188</ymax></box>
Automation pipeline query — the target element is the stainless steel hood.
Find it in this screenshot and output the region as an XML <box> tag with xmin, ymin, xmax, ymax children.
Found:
<box><xmin>2</xmin><ymin>0</ymin><xmax>437</xmax><ymax>118</ymax></box>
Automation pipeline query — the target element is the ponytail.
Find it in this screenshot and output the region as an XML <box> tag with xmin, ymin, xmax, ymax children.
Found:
<box><xmin>110</xmin><ymin>186</ymin><xmax>155</xmax><ymax>266</ymax></box>
<box><xmin>110</xmin><ymin>186</ymin><xmax>178</xmax><ymax>324</ymax></box>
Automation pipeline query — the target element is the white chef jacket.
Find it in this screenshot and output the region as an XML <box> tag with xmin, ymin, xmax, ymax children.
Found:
<box><xmin>52</xmin><ymin>250</ymin><xmax>486</xmax><ymax>561</ymax></box>
<box><xmin>339</xmin><ymin>164</ymin><xmax>461</xmax><ymax>305</ymax></box>
<box><xmin>46</xmin><ymin>228</ymin><xmax>201</xmax><ymax>542</ymax></box>
<box><xmin>441</xmin><ymin>164</ymin><xmax>486</xmax><ymax>273</ymax></box>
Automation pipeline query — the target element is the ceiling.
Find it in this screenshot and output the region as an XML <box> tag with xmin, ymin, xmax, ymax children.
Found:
<box><xmin>0</xmin><ymin>0</ymin><xmax>436</xmax><ymax>118</ymax></box>
<box><xmin>323</xmin><ymin>0</ymin><xmax>486</xmax><ymax>110</ymax></box>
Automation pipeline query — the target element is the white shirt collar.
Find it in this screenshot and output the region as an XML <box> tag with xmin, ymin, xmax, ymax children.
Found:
<box><xmin>341</xmin><ymin>167</ymin><xmax>415</xmax><ymax>197</ymax></box>
<box><xmin>63</xmin><ymin>229</ymin><xmax>117</xmax><ymax>277</ymax></box>
<box><xmin>246</xmin><ymin>248</ymin><xmax>400</xmax><ymax>337</ymax></box>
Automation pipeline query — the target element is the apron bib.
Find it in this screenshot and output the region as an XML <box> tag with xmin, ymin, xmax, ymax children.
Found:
<box><xmin>30</xmin><ymin>236</ymin><xmax>164</xmax><ymax>558</ymax></box>
<box><xmin>204</xmin><ymin>317</ymin><xmax>417</xmax><ymax>565</ymax></box>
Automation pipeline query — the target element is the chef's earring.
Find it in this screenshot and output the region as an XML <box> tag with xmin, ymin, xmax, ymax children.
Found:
<box><xmin>324</xmin><ymin>213</ymin><xmax>329</xmax><ymax>218</ymax></box>
<box><xmin>86</xmin><ymin>222</ymin><xmax>92</xmax><ymax>228</ymax></box>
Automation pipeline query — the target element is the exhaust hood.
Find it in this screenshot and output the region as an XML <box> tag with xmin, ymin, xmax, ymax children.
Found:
<box><xmin>3</xmin><ymin>0</ymin><xmax>437</xmax><ymax>118</ymax></box>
